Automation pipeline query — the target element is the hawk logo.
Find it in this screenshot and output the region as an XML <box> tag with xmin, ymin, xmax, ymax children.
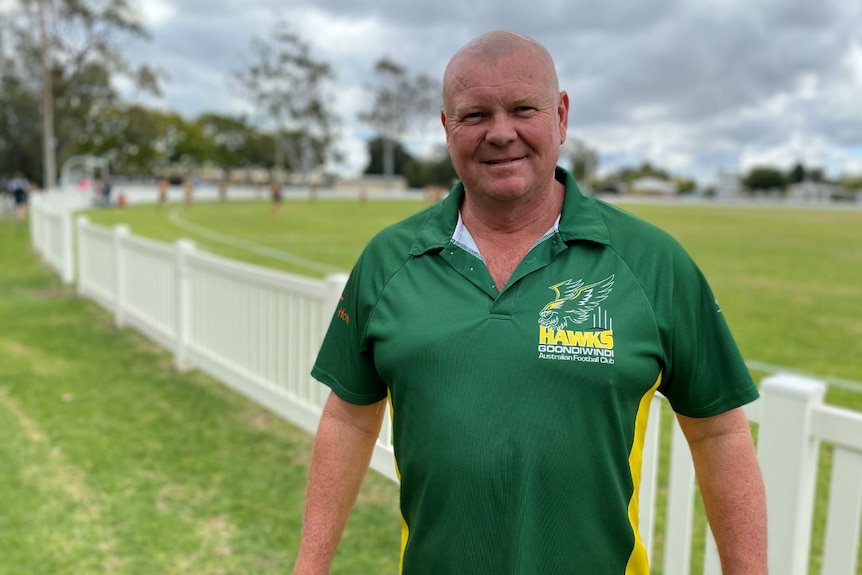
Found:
<box><xmin>539</xmin><ymin>275</ymin><xmax>615</xmax><ymax>329</ymax></box>
<box><xmin>537</xmin><ymin>275</ymin><xmax>616</xmax><ymax>364</ymax></box>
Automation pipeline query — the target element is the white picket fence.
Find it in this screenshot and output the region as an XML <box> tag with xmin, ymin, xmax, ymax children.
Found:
<box><xmin>28</xmin><ymin>189</ymin><xmax>862</xmax><ymax>574</ymax></box>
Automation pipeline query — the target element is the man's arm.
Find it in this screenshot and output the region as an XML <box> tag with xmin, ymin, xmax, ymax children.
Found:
<box><xmin>294</xmin><ymin>392</ymin><xmax>387</xmax><ymax>575</ymax></box>
<box><xmin>677</xmin><ymin>407</ymin><xmax>768</xmax><ymax>575</ymax></box>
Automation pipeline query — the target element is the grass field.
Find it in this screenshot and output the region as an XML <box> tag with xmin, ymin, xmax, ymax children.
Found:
<box><xmin>0</xmin><ymin>219</ymin><xmax>402</xmax><ymax>574</ymax></box>
<box><xmin>6</xmin><ymin>196</ymin><xmax>861</xmax><ymax>574</ymax></box>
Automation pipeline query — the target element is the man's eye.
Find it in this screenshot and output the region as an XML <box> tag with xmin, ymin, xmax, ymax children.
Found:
<box><xmin>514</xmin><ymin>106</ymin><xmax>536</xmax><ymax>115</ymax></box>
<box><xmin>461</xmin><ymin>112</ymin><xmax>483</xmax><ymax>121</ymax></box>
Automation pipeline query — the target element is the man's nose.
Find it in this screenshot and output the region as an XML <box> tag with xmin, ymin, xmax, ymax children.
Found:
<box><xmin>484</xmin><ymin>113</ymin><xmax>517</xmax><ymax>145</ymax></box>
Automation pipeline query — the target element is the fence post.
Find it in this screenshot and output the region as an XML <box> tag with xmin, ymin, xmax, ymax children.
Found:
<box><xmin>112</xmin><ymin>225</ymin><xmax>130</xmax><ymax>328</ymax></box>
<box><xmin>637</xmin><ymin>396</ymin><xmax>663</xmax><ymax>557</ymax></box>
<box><xmin>59</xmin><ymin>209</ymin><xmax>75</xmax><ymax>285</ymax></box>
<box><xmin>756</xmin><ymin>373</ymin><xmax>826</xmax><ymax>575</ymax></box>
<box><xmin>174</xmin><ymin>239</ymin><xmax>195</xmax><ymax>372</ymax></box>
<box><xmin>28</xmin><ymin>193</ymin><xmax>41</xmax><ymax>252</ymax></box>
<box><xmin>76</xmin><ymin>216</ymin><xmax>89</xmax><ymax>296</ymax></box>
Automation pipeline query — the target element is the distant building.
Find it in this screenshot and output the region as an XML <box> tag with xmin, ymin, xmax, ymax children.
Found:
<box><xmin>713</xmin><ymin>172</ymin><xmax>745</xmax><ymax>199</ymax></box>
<box><xmin>333</xmin><ymin>174</ymin><xmax>408</xmax><ymax>192</ymax></box>
<box><xmin>629</xmin><ymin>176</ymin><xmax>678</xmax><ymax>195</ymax></box>
<box><xmin>786</xmin><ymin>181</ymin><xmax>841</xmax><ymax>203</ymax></box>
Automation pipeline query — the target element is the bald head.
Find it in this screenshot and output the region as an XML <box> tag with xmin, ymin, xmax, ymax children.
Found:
<box><xmin>443</xmin><ymin>31</ymin><xmax>559</xmax><ymax>102</ymax></box>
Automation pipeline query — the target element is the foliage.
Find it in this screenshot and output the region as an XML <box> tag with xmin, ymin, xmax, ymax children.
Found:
<box><xmin>561</xmin><ymin>137</ymin><xmax>599</xmax><ymax>183</ymax></box>
<box><xmin>197</xmin><ymin>113</ymin><xmax>263</xmax><ymax>172</ymax></box>
<box><xmin>363</xmin><ymin>136</ymin><xmax>414</xmax><ymax>176</ymax></box>
<box><xmin>675</xmin><ymin>178</ymin><xmax>697</xmax><ymax>194</ymax></box>
<box><xmin>0</xmin><ymin>63</ymin><xmax>42</xmax><ymax>182</ymax></box>
<box><xmin>616</xmin><ymin>161</ymin><xmax>670</xmax><ymax>182</ymax></box>
<box><xmin>743</xmin><ymin>166</ymin><xmax>787</xmax><ymax>191</ymax></box>
<box><xmin>233</xmin><ymin>22</ymin><xmax>337</xmax><ymax>180</ymax></box>
<box><xmin>0</xmin><ymin>0</ymin><xmax>161</xmax><ymax>184</ymax></box>
<box><xmin>359</xmin><ymin>58</ymin><xmax>440</xmax><ymax>143</ymax></box>
<box><xmin>403</xmin><ymin>145</ymin><xmax>458</xmax><ymax>189</ymax></box>
<box><xmin>788</xmin><ymin>162</ymin><xmax>806</xmax><ymax>184</ymax></box>
<box><xmin>786</xmin><ymin>162</ymin><xmax>825</xmax><ymax>185</ymax></box>
<box><xmin>71</xmin><ymin>105</ymin><xmax>282</xmax><ymax>177</ymax></box>
<box><xmin>359</xmin><ymin>58</ymin><xmax>440</xmax><ymax>181</ymax></box>
<box><xmin>77</xmin><ymin>105</ymin><xmax>178</xmax><ymax>175</ymax></box>
<box><xmin>839</xmin><ymin>175</ymin><xmax>862</xmax><ymax>191</ymax></box>
<box><xmin>362</xmin><ymin>137</ymin><xmax>456</xmax><ymax>188</ymax></box>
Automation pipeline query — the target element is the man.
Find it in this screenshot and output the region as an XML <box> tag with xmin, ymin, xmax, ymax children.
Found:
<box><xmin>295</xmin><ymin>31</ymin><xmax>766</xmax><ymax>574</ymax></box>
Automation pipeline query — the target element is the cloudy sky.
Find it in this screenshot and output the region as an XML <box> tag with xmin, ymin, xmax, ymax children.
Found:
<box><xmin>115</xmin><ymin>0</ymin><xmax>862</xmax><ymax>183</ymax></box>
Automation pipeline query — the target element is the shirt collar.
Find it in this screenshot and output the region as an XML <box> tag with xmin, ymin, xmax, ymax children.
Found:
<box><xmin>409</xmin><ymin>166</ymin><xmax>610</xmax><ymax>256</ymax></box>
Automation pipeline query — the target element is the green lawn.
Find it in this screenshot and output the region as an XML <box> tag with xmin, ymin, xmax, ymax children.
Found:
<box><xmin>7</xmin><ymin>197</ymin><xmax>862</xmax><ymax>574</ymax></box>
<box><xmin>0</xmin><ymin>218</ymin><xmax>401</xmax><ymax>574</ymax></box>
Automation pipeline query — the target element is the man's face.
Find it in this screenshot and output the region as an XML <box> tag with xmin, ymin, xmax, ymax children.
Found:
<box><xmin>441</xmin><ymin>49</ymin><xmax>568</xmax><ymax>205</ymax></box>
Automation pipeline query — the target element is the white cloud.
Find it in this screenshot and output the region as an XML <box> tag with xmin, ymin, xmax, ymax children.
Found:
<box><xmin>110</xmin><ymin>0</ymin><xmax>862</xmax><ymax>184</ymax></box>
<box><xmin>139</xmin><ymin>0</ymin><xmax>176</xmax><ymax>27</ymax></box>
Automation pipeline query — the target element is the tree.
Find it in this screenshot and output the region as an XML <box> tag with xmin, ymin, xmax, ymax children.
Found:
<box><xmin>73</xmin><ymin>104</ymin><xmax>170</xmax><ymax>175</ymax></box>
<box><xmin>403</xmin><ymin>145</ymin><xmax>458</xmax><ymax>189</ymax></box>
<box><xmin>743</xmin><ymin>166</ymin><xmax>787</xmax><ymax>192</ymax></box>
<box><xmin>364</xmin><ymin>136</ymin><xmax>414</xmax><ymax>176</ymax></box>
<box><xmin>0</xmin><ymin>61</ymin><xmax>42</xmax><ymax>182</ymax></box>
<box><xmin>840</xmin><ymin>174</ymin><xmax>862</xmax><ymax>191</ymax></box>
<box><xmin>1</xmin><ymin>0</ymin><xmax>160</xmax><ymax>185</ymax></box>
<box><xmin>788</xmin><ymin>162</ymin><xmax>806</xmax><ymax>184</ymax></box>
<box><xmin>807</xmin><ymin>167</ymin><xmax>825</xmax><ymax>183</ymax></box>
<box><xmin>675</xmin><ymin>178</ymin><xmax>696</xmax><ymax>194</ymax></box>
<box><xmin>234</xmin><ymin>23</ymin><xmax>337</xmax><ymax>183</ymax></box>
<box><xmin>359</xmin><ymin>57</ymin><xmax>440</xmax><ymax>184</ymax></box>
<box><xmin>617</xmin><ymin>161</ymin><xmax>670</xmax><ymax>182</ymax></box>
<box><xmin>198</xmin><ymin>114</ymin><xmax>250</xmax><ymax>167</ymax></box>
<box><xmin>561</xmin><ymin>137</ymin><xmax>599</xmax><ymax>183</ymax></box>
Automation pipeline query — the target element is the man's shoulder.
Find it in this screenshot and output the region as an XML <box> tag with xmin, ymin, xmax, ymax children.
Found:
<box><xmin>364</xmin><ymin>200</ymin><xmax>450</xmax><ymax>256</ymax></box>
<box><xmin>593</xmin><ymin>199</ymin><xmax>684</xmax><ymax>251</ymax></box>
<box><xmin>347</xmin><ymin>202</ymin><xmax>451</xmax><ymax>304</ymax></box>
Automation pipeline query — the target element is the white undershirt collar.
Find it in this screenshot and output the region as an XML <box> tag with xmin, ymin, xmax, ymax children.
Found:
<box><xmin>451</xmin><ymin>211</ymin><xmax>561</xmax><ymax>263</ymax></box>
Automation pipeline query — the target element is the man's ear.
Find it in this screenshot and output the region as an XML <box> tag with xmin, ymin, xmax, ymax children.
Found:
<box><xmin>558</xmin><ymin>91</ymin><xmax>570</xmax><ymax>146</ymax></box>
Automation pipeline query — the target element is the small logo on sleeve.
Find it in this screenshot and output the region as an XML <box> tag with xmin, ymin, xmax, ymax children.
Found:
<box><xmin>337</xmin><ymin>307</ymin><xmax>350</xmax><ymax>325</ymax></box>
<box><xmin>335</xmin><ymin>293</ymin><xmax>351</xmax><ymax>325</ymax></box>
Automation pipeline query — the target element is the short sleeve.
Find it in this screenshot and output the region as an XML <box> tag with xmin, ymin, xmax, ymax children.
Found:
<box><xmin>658</xmin><ymin>248</ymin><xmax>759</xmax><ymax>417</ymax></box>
<box><xmin>311</xmin><ymin>250</ymin><xmax>388</xmax><ymax>405</ymax></box>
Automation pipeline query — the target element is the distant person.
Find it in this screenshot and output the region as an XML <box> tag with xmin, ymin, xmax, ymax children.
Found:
<box><xmin>7</xmin><ymin>172</ymin><xmax>31</xmax><ymax>222</ymax></box>
<box><xmin>308</xmin><ymin>173</ymin><xmax>319</xmax><ymax>201</ymax></box>
<box><xmin>157</xmin><ymin>176</ymin><xmax>169</xmax><ymax>207</ymax></box>
<box><xmin>101</xmin><ymin>178</ymin><xmax>113</xmax><ymax>207</ymax></box>
<box><xmin>294</xmin><ymin>31</ymin><xmax>766</xmax><ymax>575</ymax></box>
<box><xmin>270</xmin><ymin>180</ymin><xmax>282</xmax><ymax>216</ymax></box>
<box><xmin>182</xmin><ymin>178</ymin><xmax>194</xmax><ymax>209</ymax></box>
<box><xmin>218</xmin><ymin>176</ymin><xmax>228</xmax><ymax>202</ymax></box>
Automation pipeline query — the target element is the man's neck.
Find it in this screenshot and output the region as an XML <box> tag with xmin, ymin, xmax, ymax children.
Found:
<box><xmin>460</xmin><ymin>180</ymin><xmax>564</xmax><ymax>240</ymax></box>
<box><xmin>458</xmin><ymin>180</ymin><xmax>565</xmax><ymax>291</ymax></box>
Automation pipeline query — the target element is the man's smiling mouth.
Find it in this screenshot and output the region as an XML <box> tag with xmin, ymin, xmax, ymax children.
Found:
<box><xmin>483</xmin><ymin>157</ymin><xmax>524</xmax><ymax>165</ymax></box>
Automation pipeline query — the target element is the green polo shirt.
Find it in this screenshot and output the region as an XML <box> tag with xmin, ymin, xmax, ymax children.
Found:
<box><xmin>311</xmin><ymin>167</ymin><xmax>758</xmax><ymax>574</ymax></box>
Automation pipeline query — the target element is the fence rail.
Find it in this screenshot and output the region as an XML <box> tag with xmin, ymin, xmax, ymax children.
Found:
<box><xmin>29</xmin><ymin>189</ymin><xmax>862</xmax><ymax>574</ymax></box>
